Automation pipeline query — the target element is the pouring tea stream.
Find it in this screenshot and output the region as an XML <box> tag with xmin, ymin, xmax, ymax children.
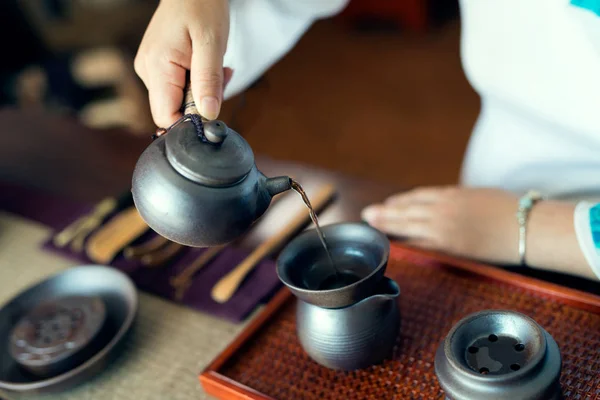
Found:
<box><xmin>130</xmin><ymin>82</ymin><xmax>339</xmax><ymax>283</ymax></box>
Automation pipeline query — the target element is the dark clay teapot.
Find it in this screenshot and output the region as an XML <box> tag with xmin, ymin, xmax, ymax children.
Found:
<box><xmin>131</xmin><ymin>87</ymin><xmax>292</xmax><ymax>247</ymax></box>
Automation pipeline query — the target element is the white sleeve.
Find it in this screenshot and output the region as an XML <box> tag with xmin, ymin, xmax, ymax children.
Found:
<box><xmin>573</xmin><ymin>201</ymin><xmax>600</xmax><ymax>280</ymax></box>
<box><xmin>223</xmin><ymin>0</ymin><xmax>349</xmax><ymax>99</ymax></box>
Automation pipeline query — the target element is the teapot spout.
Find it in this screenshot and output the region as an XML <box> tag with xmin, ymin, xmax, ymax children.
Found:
<box><xmin>266</xmin><ymin>176</ymin><xmax>292</xmax><ymax>196</ymax></box>
<box><xmin>363</xmin><ymin>277</ymin><xmax>401</xmax><ymax>306</ymax></box>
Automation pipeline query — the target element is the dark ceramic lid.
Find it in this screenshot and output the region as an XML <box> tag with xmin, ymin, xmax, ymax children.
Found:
<box><xmin>165</xmin><ymin>120</ymin><xmax>254</xmax><ymax>186</ymax></box>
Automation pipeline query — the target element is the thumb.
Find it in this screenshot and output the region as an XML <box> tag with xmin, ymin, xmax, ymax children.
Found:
<box><xmin>191</xmin><ymin>37</ymin><xmax>225</xmax><ymax>120</ymax></box>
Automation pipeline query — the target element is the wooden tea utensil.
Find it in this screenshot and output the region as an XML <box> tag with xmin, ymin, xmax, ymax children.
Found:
<box><xmin>85</xmin><ymin>206</ymin><xmax>149</xmax><ymax>264</ymax></box>
<box><xmin>53</xmin><ymin>192</ymin><xmax>133</xmax><ymax>252</ymax></box>
<box><xmin>123</xmin><ymin>234</ymin><xmax>170</xmax><ymax>259</ymax></box>
<box><xmin>170</xmin><ymin>189</ymin><xmax>289</xmax><ymax>300</ymax></box>
<box><xmin>53</xmin><ymin>197</ymin><xmax>117</xmax><ymax>249</ymax></box>
<box><xmin>211</xmin><ymin>183</ymin><xmax>336</xmax><ymax>304</ymax></box>
<box><xmin>140</xmin><ymin>241</ymin><xmax>185</xmax><ymax>268</ymax></box>
<box><xmin>171</xmin><ymin>245</ymin><xmax>226</xmax><ymax>300</ymax></box>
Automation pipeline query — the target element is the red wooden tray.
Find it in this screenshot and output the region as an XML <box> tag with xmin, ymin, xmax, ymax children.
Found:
<box><xmin>199</xmin><ymin>243</ymin><xmax>600</xmax><ymax>399</ymax></box>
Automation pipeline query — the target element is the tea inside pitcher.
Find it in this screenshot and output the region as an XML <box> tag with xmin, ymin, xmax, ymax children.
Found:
<box><xmin>317</xmin><ymin>273</ymin><xmax>360</xmax><ymax>290</ymax></box>
<box><xmin>291</xmin><ymin>180</ymin><xmax>375</xmax><ymax>290</ymax></box>
<box><xmin>316</xmin><ymin>256</ymin><xmax>374</xmax><ymax>289</ymax></box>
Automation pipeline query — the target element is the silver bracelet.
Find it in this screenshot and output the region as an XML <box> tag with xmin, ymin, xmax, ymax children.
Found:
<box><xmin>516</xmin><ymin>190</ymin><xmax>543</xmax><ymax>265</ymax></box>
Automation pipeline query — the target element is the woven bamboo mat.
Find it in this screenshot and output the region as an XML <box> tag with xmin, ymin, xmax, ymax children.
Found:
<box><xmin>212</xmin><ymin>247</ymin><xmax>600</xmax><ymax>399</ymax></box>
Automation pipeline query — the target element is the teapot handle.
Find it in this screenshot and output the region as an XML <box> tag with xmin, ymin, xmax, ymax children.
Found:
<box><xmin>182</xmin><ymin>77</ymin><xmax>200</xmax><ymax>116</ymax></box>
<box><xmin>152</xmin><ymin>74</ymin><xmax>205</xmax><ymax>140</ymax></box>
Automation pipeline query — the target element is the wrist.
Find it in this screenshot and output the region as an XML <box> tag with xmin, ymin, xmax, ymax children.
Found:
<box><xmin>516</xmin><ymin>190</ymin><xmax>543</xmax><ymax>266</ymax></box>
<box><xmin>526</xmin><ymin>200</ymin><xmax>565</xmax><ymax>270</ymax></box>
<box><xmin>524</xmin><ymin>200</ymin><xmax>595</xmax><ymax>279</ymax></box>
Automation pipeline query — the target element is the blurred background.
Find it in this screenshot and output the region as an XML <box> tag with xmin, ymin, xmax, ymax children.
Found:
<box><xmin>0</xmin><ymin>0</ymin><xmax>480</xmax><ymax>188</ymax></box>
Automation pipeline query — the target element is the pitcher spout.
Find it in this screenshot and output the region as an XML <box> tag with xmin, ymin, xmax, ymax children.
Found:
<box><xmin>358</xmin><ymin>277</ymin><xmax>400</xmax><ymax>308</ymax></box>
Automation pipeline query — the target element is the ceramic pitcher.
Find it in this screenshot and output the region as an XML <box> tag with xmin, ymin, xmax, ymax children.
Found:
<box><xmin>277</xmin><ymin>222</ymin><xmax>401</xmax><ymax>370</ymax></box>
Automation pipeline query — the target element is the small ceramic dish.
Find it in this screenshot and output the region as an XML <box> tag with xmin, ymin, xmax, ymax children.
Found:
<box><xmin>0</xmin><ymin>265</ymin><xmax>137</xmax><ymax>394</ymax></box>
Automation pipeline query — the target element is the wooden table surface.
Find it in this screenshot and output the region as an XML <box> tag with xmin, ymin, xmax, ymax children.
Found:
<box><xmin>1</xmin><ymin>106</ymin><xmax>598</xmax><ymax>294</ymax></box>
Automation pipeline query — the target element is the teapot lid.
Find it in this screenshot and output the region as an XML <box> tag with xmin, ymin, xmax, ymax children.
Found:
<box><xmin>165</xmin><ymin>119</ymin><xmax>254</xmax><ymax>186</ymax></box>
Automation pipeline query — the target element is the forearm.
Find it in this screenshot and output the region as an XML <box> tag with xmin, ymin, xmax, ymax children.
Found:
<box><xmin>526</xmin><ymin>200</ymin><xmax>598</xmax><ymax>281</ymax></box>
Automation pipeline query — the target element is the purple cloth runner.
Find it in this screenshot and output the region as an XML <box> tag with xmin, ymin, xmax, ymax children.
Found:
<box><xmin>0</xmin><ymin>182</ymin><xmax>281</xmax><ymax>323</ymax></box>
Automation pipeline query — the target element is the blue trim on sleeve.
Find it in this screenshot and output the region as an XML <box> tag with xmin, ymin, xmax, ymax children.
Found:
<box><xmin>589</xmin><ymin>203</ymin><xmax>600</xmax><ymax>249</ymax></box>
<box><xmin>571</xmin><ymin>0</ymin><xmax>600</xmax><ymax>16</ymax></box>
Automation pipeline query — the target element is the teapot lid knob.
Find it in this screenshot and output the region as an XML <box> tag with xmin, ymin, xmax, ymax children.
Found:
<box><xmin>203</xmin><ymin>120</ymin><xmax>228</xmax><ymax>144</ymax></box>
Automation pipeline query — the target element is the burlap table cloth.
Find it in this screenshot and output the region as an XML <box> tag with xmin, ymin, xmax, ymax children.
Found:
<box><xmin>0</xmin><ymin>212</ymin><xmax>255</xmax><ymax>400</ymax></box>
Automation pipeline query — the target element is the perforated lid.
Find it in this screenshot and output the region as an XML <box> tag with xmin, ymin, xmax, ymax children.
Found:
<box><xmin>9</xmin><ymin>296</ymin><xmax>106</xmax><ymax>369</ymax></box>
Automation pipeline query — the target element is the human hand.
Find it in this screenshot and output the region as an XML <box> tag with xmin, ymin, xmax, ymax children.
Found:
<box><xmin>134</xmin><ymin>0</ymin><xmax>233</xmax><ymax>127</ymax></box>
<box><xmin>361</xmin><ymin>187</ymin><xmax>521</xmax><ymax>265</ymax></box>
